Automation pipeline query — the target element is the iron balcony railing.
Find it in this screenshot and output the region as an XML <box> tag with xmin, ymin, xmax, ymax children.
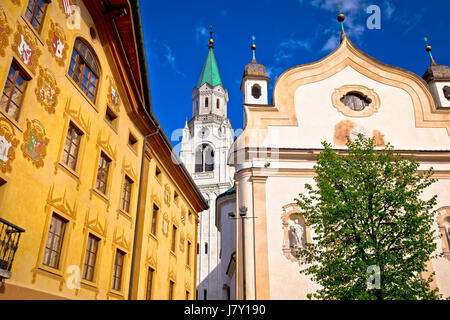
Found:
<box><xmin>0</xmin><ymin>217</ymin><xmax>25</xmax><ymax>274</ymax></box>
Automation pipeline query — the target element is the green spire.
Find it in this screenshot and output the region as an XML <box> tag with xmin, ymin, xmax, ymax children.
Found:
<box><xmin>196</xmin><ymin>26</ymin><xmax>223</xmax><ymax>88</ymax></box>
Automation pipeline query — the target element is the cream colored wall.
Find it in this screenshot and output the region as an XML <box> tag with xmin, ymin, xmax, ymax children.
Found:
<box><xmin>260</xmin><ymin>66</ymin><xmax>450</xmax><ymax>150</ymax></box>
<box><xmin>244</xmin><ymin>80</ymin><xmax>268</xmax><ymax>105</ymax></box>
<box><xmin>421</xmin><ymin>179</ymin><xmax>450</xmax><ymax>299</ymax></box>
<box><xmin>265</xmin><ymin>176</ymin><xmax>319</xmax><ymax>300</ymax></box>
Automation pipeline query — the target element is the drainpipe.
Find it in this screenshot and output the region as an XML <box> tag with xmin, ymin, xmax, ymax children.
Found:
<box><xmin>128</xmin><ymin>124</ymin><xmax>160</xmax><ymax>300</ymax></box>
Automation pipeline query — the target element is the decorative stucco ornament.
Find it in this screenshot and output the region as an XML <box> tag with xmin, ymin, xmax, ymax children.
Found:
<box><xmin>46</xmin><ymin>20</ymin><xmax>68</xmax><ymax>66</ymax></box>
<box><xmin>0</xmin><ymin>117</ymin><xmax>19</xmax><ymax>173</ymax></box>
<box><xmin>35</xmin><ymin>67</ymin><xmax>61</xmax><ymax>114</ymax></box>
<box><xmin>0</xmin><ymin>9</ymin><xmax>12</xmax><ymax>57</ymax></box>
<box><xmin>21</xmin><ymin>119</ymin><xmax>49</xmax><ymax>168</ymax></box>
<box><xmin>12</xmin><ymin>24</ymin><xmax>41</xmax><ymax>73</ymax></box>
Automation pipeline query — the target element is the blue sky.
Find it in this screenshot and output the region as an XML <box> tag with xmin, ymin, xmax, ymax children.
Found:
<box><xmin>140</xmin><ymin>0</ymin><xmax>450</xmax><ymax>147</ymax></box>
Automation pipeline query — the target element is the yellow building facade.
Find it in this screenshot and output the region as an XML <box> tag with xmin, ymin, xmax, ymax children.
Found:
<box><xmin>0</xmin><ymin>0</ymin><xmax>206</xmax><ymax>300</ymax></box>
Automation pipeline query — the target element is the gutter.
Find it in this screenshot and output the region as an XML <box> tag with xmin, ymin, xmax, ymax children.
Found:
<box><xmin>127</xmin><ymin>0</ymin><xmax>208</xmax><ymax>300</ymax></box>
<box><xmin>128</xmin><ymin>127</ymin><xmax>160</xmax><ymax>300</ymax></box>
<box><xmin>130</xmin><ymin>0</ymin><xmax>208</xmax><ymax>209</ymax></box>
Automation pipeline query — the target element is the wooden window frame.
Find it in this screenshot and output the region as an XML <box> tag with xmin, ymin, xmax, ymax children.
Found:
<box><xmin>171</xmin><ymin>224</ymin><xmax>177</xmax><ymax>253</ymax></box>
<box><xmin>105</xmin><ymin>106</ymin><xmax>119</xmax><ymax>131</ymax></box>
<box><xmin>25</xmin><ymin>0</ymin><xmax>49</xmax><ymax>34</ymax></box>
<box><xmin>43</xmin><ymin>214</ymin><xmax>67</xmax><ymax>270</ymax></box>
<box><xmin>187</xmin><ymin>240</ymin><xmax>191</xmax><ymax>266</ymax></box>
<box><xmin>121</xmin><ymin>175</ymin><xmax>133</xmax><ymax>213</ymax></box>
<box><xmin>68</xmin><ymin>38</ymin><xmax>100</xmax><ymax>102</ymax></box>
<box><xmin>151</xmin><ymin>204</ymin><xmax>159</xmax><ymax>236</ymax></box>
<box><xmin>128</xmin><ymin>132</ymin><xmax>138</xmax><ymax>152</ymax></box>
<box><xmin>112</xmin><ymin>249</ymin><xmax>125</xmax><ymax>292</ymax></box>
<box><xmin>155</xmin><ymin>166</ymin><xmax>162</xmax><ymax>182</ymax></box>
<box><xmin>0</xmin><ymin>61</ymin><xmax>29</xmax><ymax>121</ymax></box>
<box><xmin>82</xmin><ymin>233</ymin><xmax>100</xmax><ymax>282</ymax></box>
<box><xmin>146</xmin><ymin>267</ymin><xmax>154</xmax><ymax>300</ymax></box>
<box><xmin>62</xmin><ymin>122</ymin><xmax>83</xmax><ymax>172</ymax></box>
<box><xmin>169</xmin><ymin>280</ymin><xmax>175</xmax><ymax>300</ymax></box>
<box><xmin>95</xmin><ymin>152</ymin><xmax>112</xmax><ymax>195</ymax></box>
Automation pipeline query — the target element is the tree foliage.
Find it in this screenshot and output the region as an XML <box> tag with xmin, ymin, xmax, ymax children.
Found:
<box><xmin>295</xmin><ymin>136</ymin><xmax>441</xmax><ymax>300</ymax></box>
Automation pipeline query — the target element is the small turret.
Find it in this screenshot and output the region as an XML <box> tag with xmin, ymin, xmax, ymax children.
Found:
<box><xmin>422</xmin><ymin>38</ymin><xmax>450</xmax><ymax>109</ymax></box>
<box><xmin>241</xmin><ymin>36</ymin><xmax>269</xmax><ymax>106</ymax></box>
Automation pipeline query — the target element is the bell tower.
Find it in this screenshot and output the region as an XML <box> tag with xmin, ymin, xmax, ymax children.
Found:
<box><xmin>180</xmin><ymin>27</ymin><xmax>234</xmax><ymax>300</ymax></box>
<box><xmin>240</xmin><ymin>36</ymin><xmax>270</xmax><ymax>106</ymax></box>
<box><xmin>422</xmin><ymin>40</ymin><xmax>450</xmax><ymax>109</ymax></box>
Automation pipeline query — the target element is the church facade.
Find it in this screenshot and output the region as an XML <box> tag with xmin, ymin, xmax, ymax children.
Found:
<box><xmin>180</xmin><ymin>37</ymin><xmax>234</xmax><ymax>300</ymax></box>
<box><xmin>217</xmin><ymin>27</ymin><xmax>450</xmax><ymax>299</ymax></box>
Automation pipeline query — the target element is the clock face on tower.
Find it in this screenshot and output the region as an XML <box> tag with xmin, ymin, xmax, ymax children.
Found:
<box><xmin>198</xmin><ymin>127</ymin><xmax>210</xmax><ymax>139</ymax></box>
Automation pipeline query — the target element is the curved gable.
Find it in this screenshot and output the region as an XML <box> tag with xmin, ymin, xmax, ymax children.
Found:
<box><xmin>239</xmin><ymin>37</ymin><xmax>450</xmax><ymax>149</ymax></box>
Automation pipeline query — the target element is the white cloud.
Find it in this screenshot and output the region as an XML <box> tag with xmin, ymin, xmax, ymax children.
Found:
<box><xmin>309</xmin><ymin>0</ymin><xmax>364</xmax><ymax>13</ymax></box>
<box><xmin>321</xmin><ymin>35</ymin><xmax>340</xmax><ymax>52</ymax></box>
<box><xmin>152</xmin><ymin>40</ymin><xmax>186</xmax><ymax>77</ymax></box>
<box><xmin>279</xmin><ymin>39</ymin><xmax>311</xmax><ymax>50</ymax></box>
<box><xmin>195</xmin><ymin>26</ymin><xmax>208</xmax><ymax>42</ymax></box>
<box><xmin>384</xmin><ymin>0</ymin><xmax>396</xmax><ymax>20</ymax></box>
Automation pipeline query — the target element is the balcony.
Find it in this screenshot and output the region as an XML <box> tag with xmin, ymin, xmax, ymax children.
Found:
<box><xmin>0</xmin><ymin>218</ymin><xmax>25</xmax><ymax>281</ymax></box>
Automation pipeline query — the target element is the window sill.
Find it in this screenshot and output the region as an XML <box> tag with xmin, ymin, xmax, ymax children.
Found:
<box><xmin>104</xmin><ymin>118</ymin><xmax>119</xmax><ymax>135</ymax></box>
<box><xmin>37</xmin><ymin>264</ymin><xmax>64</xmax><ymax>279</ymax></box>
<box><xmin>58</xmin><ymin>161</ymin><xmax>81</xmax><ymax>182</ymax></box>
<box><xmin>149</xmin><ymin>232</ymin><xmax>158</xmax><ymax>242</ymax></box>
<box><xmin>65</xmin><ymin>74</ymin><xmax>99</xmax><ymax>113</ymax></box>
<box><xmin>128</xmin><ymin>146</ymin><xmax>138</xmax><ymax>157</ymax></box>
<box><xmin>81</xmin><ymin>279</ymin><xmax>99</xmax><ymax>291</ymax></box>
<box><xmin>0</xmin><ymin>108</ymin><xmax>24</xmax><ymax>133</ymax></box>
<box><xmin>90</xmin><ymin>188</ymin><xmax>110</xmax><ymax>207</ymax></box>
<box><xmin>20</xmin><ymin>15</ymin><xmax>45</xmax><ymax>46</ymax></box>
<box><xmin>117</xmin><ymin>208</ymin><xmax>132</xmax><ymax>222</ymax></box>
<box><xmin>108</xmin><ymin>289</ymin><xmax>125</xmax><ymax>300</ymax></box>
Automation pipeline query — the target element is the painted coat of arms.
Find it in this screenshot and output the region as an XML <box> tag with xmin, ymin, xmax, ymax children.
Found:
<box><xmin>0</xmin><ymin>117</ymin><xmax>19</xmax><ymax>173</ymax></box>
<box><xmin>179</xmin><ymin>232</ymin><xmax>185</xmax><ymax>252</ymax></box>
<box><xmin>0</xmin><ymin>9</ymin><xmax>12</xmax><ymax>57</ymax></box>
<box><xmin>46</xmin><ymin>20</ymin><xmax>68</xmax><ymax>66</ymax></box>
<box><xmin>35</xmin><ymin>68</ymin><xmax>61</xmax><ymax>113</ymax></box>
<box><xmin>107</xmin><ymin>77</ymin><xmax>120</xmax><ymax>111</ymax></box>
<box><xmin>12</xmin><ymin>24</ymin><xmax>41</xmax><ymax>74</ymax></box>
<box><xmin>21</xmin><ymin>119</ymin><xmax>49</xmax><ymax>168</ymax></box>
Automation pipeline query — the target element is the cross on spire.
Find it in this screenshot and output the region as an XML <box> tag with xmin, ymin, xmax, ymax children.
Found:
<box><xmin>251</xmin><ymin>36</ymin><xmax>256</xmax><ymax>61</ymax></box>
<box><xmin>208</xmin><ymin>25</ymin><xmax>215</xmax><ymax>39</ymax></box>
<box><xmin>208</xmin><ymin>25</ymin><xmax>215</xmax><ymax>48</ymax></box>
<box><xmin>424</xmin><ymin>37</ymin><xmax>437</xmax><ymax>66</ymax></box>
<box><xmin>337</xmin><ymin>2</ymin><xmax>346</xmax><ymax>42</ymax></box>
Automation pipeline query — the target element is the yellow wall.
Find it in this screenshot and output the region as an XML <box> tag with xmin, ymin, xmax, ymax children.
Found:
<box><xmin>0</xmin><ymin>0</ymin><xmax>200</xmax><ymax>300</ymax></box>
<box><xmin>130</xmin><ymin>148</ymin><xmax>199</xmax><ymax>300</ymax></box>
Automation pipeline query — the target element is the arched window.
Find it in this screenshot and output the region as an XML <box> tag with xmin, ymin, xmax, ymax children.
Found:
<box><xmin>25</xmin><ymin>0</ymin><xmax>49</xmax><ymax>33</ymax></box>
<box><xmin>251</xmin><ymin>84</ymin><xmax>261</xmax><ymax>99</ymax></box>
<box><xmin>68</xmin><ymin>38</ymin><xmax>100</xmax><ymax>102</ymax></box>
<box><xmin>216</xmin><ymin>99</ymin><xmax>220</xmax><ymax>109</ymax></box>
<box><xmin>205</xmin><ymin>97</ymin><xmax>209</xmax><ymax>108</ymax></box>
<box><xmin>195</xmin><ymin>144</ymin><xmax>214</xmax><ymax>173</ymax></box>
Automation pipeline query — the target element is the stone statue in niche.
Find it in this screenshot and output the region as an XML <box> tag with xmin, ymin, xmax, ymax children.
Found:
<box><xmin>443</xmin><ymin>86</ymin><xmax>450</xmax><ymax>101</ymax></box>
<box><xmin>289</xmin><ymin>219</ymin><xmax>304</xmax><ymax>249</ymax></box>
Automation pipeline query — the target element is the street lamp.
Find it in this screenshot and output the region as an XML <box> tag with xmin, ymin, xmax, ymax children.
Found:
<box><xmin>229</xmin><ymin>206</ymin><xmax>248</xmax><ymax>300</ymax></box>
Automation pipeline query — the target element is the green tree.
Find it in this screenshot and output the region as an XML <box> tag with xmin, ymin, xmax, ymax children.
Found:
<box><xmin>295</xmin><ymin>135</ymin><xmax>441</xmax><ymax>300</ymax></box>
